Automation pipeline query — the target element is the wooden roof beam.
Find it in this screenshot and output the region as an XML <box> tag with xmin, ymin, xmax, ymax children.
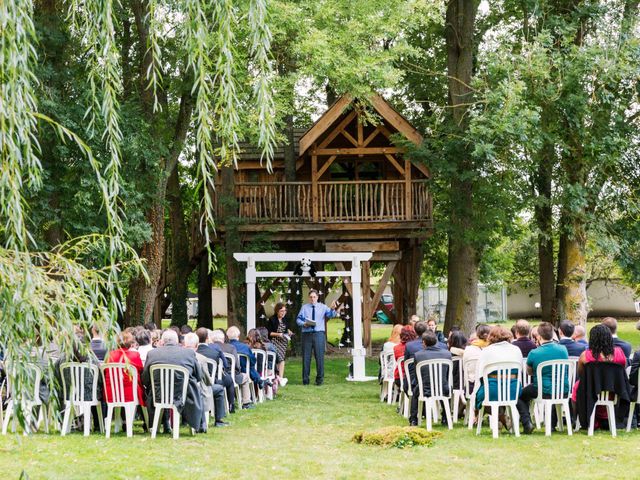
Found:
<box><xmin>385</xmin><ymin>154</ymin><xmax>405</xmax><ymax>175</ymax></box>
<box><xmin>318</xmin><ymin>110</ymin><xmax>358</xmax><ymax>149</ymax></box>
<box><xmin>312</xmin><ymin>147</ymin><xmax>402</xmax><ymax>156</ymax></box>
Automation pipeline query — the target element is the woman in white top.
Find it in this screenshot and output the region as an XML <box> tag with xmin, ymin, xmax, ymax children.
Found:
<box><xmin>381</xmin><ymin>324</ymin><xmax>403</xmax><ymax>379</ymax></box>
<box><xmin>472</xmin><ymin>326</ymin><xmax>523</xmax><ymax>409</ymax></box>
<box><xmin>462</xmin><ymin>324</ymin><xmax>492</xmax><ymax>389</ymax></box>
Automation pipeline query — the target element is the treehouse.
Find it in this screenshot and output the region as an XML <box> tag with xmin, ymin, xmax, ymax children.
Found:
<box><xmin>216</xmin><ymin>93</ymin><xmax>433</xmax><ymax>340</ymax></box>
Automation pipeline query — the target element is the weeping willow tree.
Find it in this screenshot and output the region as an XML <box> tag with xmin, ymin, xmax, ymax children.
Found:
<box><xmin>0</xmin><ymin>0</ymin><xmax>275</xmax><ymax>428</ymax></box>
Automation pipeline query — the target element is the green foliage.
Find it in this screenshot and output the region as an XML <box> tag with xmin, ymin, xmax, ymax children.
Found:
<box><xmin>352</xmin><ymin>426</ymin><xmax>442</xmax><ymax>448</ymax></box>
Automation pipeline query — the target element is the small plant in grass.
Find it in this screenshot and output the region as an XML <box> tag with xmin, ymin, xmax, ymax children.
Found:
<box><xmin>352</xmin><ymin>426</ymin><xmax>442</xmax><ymax>448</ymax></box>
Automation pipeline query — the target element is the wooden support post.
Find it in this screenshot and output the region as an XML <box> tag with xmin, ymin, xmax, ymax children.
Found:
<box><xmin>312</xmin><ymin>154</ymin><xmax>319</xmax><ymax>222</ymax></box>
<box><xmin>362</xmin><ymin>261</ymin><xmax>372</xmax><ymax>349</ymax></box>
<box><xmin>405</xmin><ymin>159</ymin><xmax>412</xmax><ymax>220</ymax></box>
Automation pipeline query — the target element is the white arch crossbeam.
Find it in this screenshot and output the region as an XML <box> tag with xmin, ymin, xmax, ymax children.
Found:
<box><xmin>233</xmin><ymin>252</ymin><xmax>374</xmax><ymax>381</ymax></box>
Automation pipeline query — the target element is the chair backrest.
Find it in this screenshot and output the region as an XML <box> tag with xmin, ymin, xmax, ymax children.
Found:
<box><xmin>521</xmin><ymin>358</ymin><xmax>532</xmax><ymax>387</ymax></box>
<box><xmin>4</xmin><ymin>361</ymin><xmax>43</xmax><ymax>404</ymax></box>
<box><xmin>223</xmin><ymin>352</ymin><xmax>236</xmax><ymax>377</ymax></box>
<box><xmin>380</xmin><ymin>351</ymin><xmax>395</xmax><ymax>381</ymax></box>
<box><xmin>403</xmin><ymin>358</ymin><xmax>414</xmax><ymax>396</ymax></box>
<box><xmin>252</xmin><ymin>349</ymin><xmax>267</xmax><ymax>378</ymax></box>
<box><xmin>415</xmin><ymin>359</ymin><xmax>453</xmax><ymax>400</ymax></box>
<box><xmin>217</xmin><ymin>359</ymin><xmax>224</xmax><ymax>381</ymax></box>
<box><xmin>60</xmin><ymin>362</ymin><xmax>99</xmax><ymax>404</ymax></box>
<box><xmin>567</xmin><ymin>357</ymin><xmax>579</xmax><ymax>387</ymax></box>
<box><xmin>238</xmin><ymin>353</ymin><xmax>250</xmax><ymax>376</ymax></box>
<box><xmin>396</xmin><ymin>356</ymin><xmax>405</xmax><ymax>390</ymax></box>
<box><xmin>265</xmin><ymin>351</ymin><xmax>277</xmax><ymax>379</ymax></box>
<box><xmin>149</xmin><ymin>364</ymin><xmax>189</xmax><ymax>408</ymax></box>
<box><xmin>100</xmin><ymin>362</ymin><xmax>138</xmax><ymax>404</ymax></box>
<box><xmin>452</xmin><ymin>357</ymin><xmax>464</xmax><ymax>392</ymax></box>
<box><xmin>203</xmin><ymin>358</ymin><xmax>217</xmax><ymax>381</ymax></box>
<box><xmin>535</xmin><ymin>359</ymin><xmax>572</xmax><ymax>400</ymax></box>
<box><xmin>480</xmin><ymin>361</ymin><xmax>522</xmax><ymax>405</ymax></box>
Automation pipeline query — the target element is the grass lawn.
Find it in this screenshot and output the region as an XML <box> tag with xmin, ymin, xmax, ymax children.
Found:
<box><xmin>2</xmin><ymin>356</ymin><xmax>640</xmax><ymax>479</ymax></box>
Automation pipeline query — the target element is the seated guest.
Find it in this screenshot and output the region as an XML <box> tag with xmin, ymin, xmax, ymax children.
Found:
<box><xmin>212</xmin><ymin>329</ymin><xmax>254</xmax><ymax>409</ymax></box>
<box><xmin>472</xmin><ymin>327</ymin><xmax>523</xmax><ymax>421</ymax></box>
<box><xmin>426</xmin><ymin>318</ymin><xmax>446</xmax><ymax>345</ymax></box>
<box><xmin>134</xmin><ymin>328</ymin><xmax>153</xmax><ymax>365</ymax></box>
<box><xmin>142</xmin><ymin>329</ymin><xmax>203</xmax><ymax>434</ymax></box>
<box><xmin>394</xmin><ymin>326</ymin><xmax>417</xmax><ymax>393</ymax></box>
<box><xmin>512</xmin><ymin>319</ymin><xmax>536</xmax><ymax>357</ymax></box>
<box><xmin>404</xmin><ymin>321</ymin><xmax>428</xmax><ymax>384</ymax></box>
<box><xmin>409</xmin><ymin>315</ymin><xmax>420</xmax><ymax>328</ymax></box>
<box><xmin>381</xmin><ymin>325</ymin><xmax>403</xmax><ymax>381</ymax></box>
<box><xmin>409</xmin><ymin>331</ymin><xmax>452</xmax><ymax>425</ymax></box>
<box><xmin>629</xmin><ymin>325</ymin><xmax>640</xmax><ymax>426</ymax></box>
<box><xmin>558</xmin><ymin>320</ymin><xmax>587</xmax><ymax>357</ymax></box>
<box><xmin>195</xmin><ymin>328</ymin><xmax>236</xmax><ymax>413</ymax></box>
<box><xmin>573</xmin><ymin>324</ymin><xmax>629</xmax><ymax>429</ymax></box>
<box><xmin>227</xmin><ymin>326</ymin><xmax>262</xmax><ymax>390</ymax></box>
<box><xmin>516</xmin><ymin>322</ymin><xmax>569</xmax><ymax>434</ymax></box>
<box><xmin>90</xmin><ymin>324</ymin><xmax>107</xmax><ymax>361</ymax></box>
<box><xmin>462</xmin><ymin>324</ymin><xmax>491</xmax><ymax>390</ymax></box>
<box><xmin>103</xmin><ymin>330</ymin><xmax>145</xmax><ymax>408</ymax></box>
<box><xmin>448</xmin><ymin>331</ymin><xmax>467</xmax><ymax>391</ymax></box>
<box><xmin>572</xmin><ymin>325</ymin><xmax>588</xmax><ymax>347</ymax></box>
<box><xmin>183</xmin><ymin>333</ymin><xmax>228</xmax><ymax>428</ymax></box>
<box><xmin>602</xmin><ymin>317</ymin><xmax>632</xmax><ymax>360</ymax></box>
<box><xmin>531</xmin><ymin>326</ymin><xmax>540</xmax><ymax>346</ymax></box>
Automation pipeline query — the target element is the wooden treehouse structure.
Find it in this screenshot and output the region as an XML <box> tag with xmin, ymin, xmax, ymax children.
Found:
<box><xmin>215</xmin><ymin>93</ymin><xmax>433</xmax><ymax>347</ymax></box>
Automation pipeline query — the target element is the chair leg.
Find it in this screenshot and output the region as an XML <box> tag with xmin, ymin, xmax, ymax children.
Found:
<box><xmin>607</xmin><ymin>404</ymin><xmax>617</xmax><ymax>437</ymax></box>
<box><xmin>60</xmin><ymin>403</ymin><xmax>72</xmax><ymax>437</ymax></box>
<box><xmin>490</xmin><ymin>407</ymin><xmax>499</xmax><ymax>439</ymax></box>
<box><xmin>442</xmin><ymin>398</ymin><xmax>454</xmax><ymax>430</ymax></box>
<box><xmin>2</xmin><ymin>400</ymin><xmax>13</xmax><ymax>435</ymax></box>
<box><xmin>82</xmin><ymin>404</ymin><xmax>91</xmax><ymax>437</ymax></box>
<box><xmin>425</xmin><ymin>400</ymin><xmax>433</xmax><ymax>432</ymax></box>
<box><xmin>627</xmin><ymin>402</ymin><xmax>636</xmax><ymax>433</ymax></box>
<box><xmin>172</xmin><ymin>408</ymin><xmax>180</xmax><ymax>440</ymax></box>
<box><xmin>545</xmin><ymin>403</ymin><xmax>553</xmax><ymax>436</ymax></box>
<box><xmin>510</xmin><ymin>406</ymin><xmax>520</xmax><ymax>437</ymax></box>
<box><xmin>124</xmin><ymin>405</ymin><xmax>134</xmax><ymax>438</ymax></box>
<box><xmin>105</xmin><ymin>404</ymin><xmax>114</xmax><ymax>438</ymax></box>
<box><xmin>563</xmin><ymin>403</ymin><xmax>573</xmax><ymax>435</ymax></box>
<box><xmin>151</xmin><ymin>407</ymin><xmax>161</xmax><ymax>439</ymax></box>
<box><xmin>97</xmin><ymin>403</ymin><xmax>104</xmax><ymax>433</ymax></box>
<box><xmin>476</xmin><ymin>406</ymin><xmax>484</xmax><ymax>435</ymax></box>
<box><xmin>533</xmin><ymin>402</ymin><xmax>542</xmax><ymax>430</ymax></box>
<box><xmin>555</xmin><ymin>404</ymin><xmax>564</xmax><ymax>432</ymax></box>
<box><xmin>588</xmin><ymin>406</ymin><xmax>597</xmax><ymax>436</ymax></box>
<box><xmin>468</xmin><ymin>396</ymin><xmax>477</xmax><ymax>430</ymax></box>
<box><xmin>417</xmin><ymin>400</ymin><xmax>423</xmax><ymax>427</ymax></box>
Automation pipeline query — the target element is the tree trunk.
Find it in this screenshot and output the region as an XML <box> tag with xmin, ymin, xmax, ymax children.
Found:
<box><xmin>221</xmin><ymin>166</ymin><xmax>245</xmax><ymax>328</ymax></box>
<box><xmin>167</xmin><ymin>166</ymin><xmax>190</xmax><ymax>326</ymax></box>
<box><xmin>125</xmin><ymin>196</ymin><xmax>165</xmax><ymax>326</ymax></box>
<box><xmin>562</xmin><ymin>218</ymin><xmax>588</xmax><ymax>326</ymax></box>
<box><xmin>442</xmin><ymin>0</ymin><xmax>480</xmax><ymax>337</ymax></box>
<box><xmin>555</xmin><ymin>222</ymin><xmax>568</xmax><ymax>322</ymax></box>
<box><xmin>534</xmin><ymin>142</ymin><xmax>555</xmax><ymax>323</ymax></box>
<box><xmin>197</xmin><ymin>255</ymin><xmax>213</xmax><ymax>329</ymax></box>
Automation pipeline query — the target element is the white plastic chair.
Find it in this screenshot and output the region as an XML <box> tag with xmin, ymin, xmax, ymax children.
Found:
<box><xmin>451</xmin><ymin>357</ymin><xmax>466</xmax><ymax>423</ymax></box>
<box><xmin>265</xmin><ymin>351</ymin><xmax>277</xmax><ymax>399</ymax></box>
<box><xmin>627</xmin><ymin>365</ymin><xmax>640</xmax><ymax>432</ymax></box>
<box><xmin>520</xmin><ymin>358</ymin><xmax>532</xmax><ymax>388</ymax></box>
<box><xmin>60</xmin><ymin>362</ymin><xmax>103</xmax><ymax>437</ymax></box>
<box><xmin>238</xmin><ymin>353</ymin><xmax>256</xmax><ymax>404</ymax></box>
<box><xmin>532</xmin><ymin>359</ymin><xmax>573</xmax><ymax>436</ymax></box>
<box><xmin>415</xmin><ymin>359</ymin><xmax>454</xmax><ymax>431</ymax></box>
<box><xmin>588</xmin><ymin>391</ymin><xmax>619</xmax><ymax>437</ymax></box>
<box><xmin>149</xmin><ymin>364</ymin><xmax>189</xmax><ymax>439</ymax></box>
<box><xmin>201</xmin><ymin>358</ymin><xmax>218</xmax><ymax>427</ymax></box>
<box><xmin>2</xmin><ymin>363</ymin><xmax>49</xmax><ymax>435</ymax></box>
<box><xmin>252</xmin><ymin>349</ymin><xmax>267</xmax><ymax>403</ymax></box>
<box><xmin>380</xmin><ymin>351</ymin><xmax>397</xmax><ymax>404</ymax></box>
<box><xmin>567</xmin><ymin>357</ymin><xmax>579</xmax><ymax>388</ymax></box>
<box><xmin>396</xmin><ymin>356</ymin><xmax>407</xmax><ymax>417</ymax></box>
<box><xmin>223</xmin><ymin>352</ymin><xmax>242</xmax><ymax>408</ymax></box>
<box><xmin>100</xmin><ymin>362</ymin><xmax>147</xmax><ymax>438</ymax></box>
<box><xmin>476</xmin><ymin>361</ymin><xmax>522</xmax><ymax>438</ymax></box>
<box><xmin>402</xmin><ymin>358</ymin><xmax>414</xmax><ymax>419</ymax></box>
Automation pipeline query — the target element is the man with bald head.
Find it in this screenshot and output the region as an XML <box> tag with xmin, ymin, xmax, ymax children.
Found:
<box><xmin>572</xmin><ymin>325</ymin><xmax>588</xmax><ymax>347</ymax></box>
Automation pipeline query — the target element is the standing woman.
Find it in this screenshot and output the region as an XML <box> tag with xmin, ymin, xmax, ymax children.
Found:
<box><xmin>268</xmin><ymin>303</ymin><xmax>293</xmax><ymax>386</ymax></box>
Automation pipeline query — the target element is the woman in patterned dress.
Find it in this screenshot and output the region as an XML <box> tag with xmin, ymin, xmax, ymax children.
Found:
<box><xmin>267</xmin><ymin>303</ymin><xmax>293</xmax><ymax>385</ymax></box>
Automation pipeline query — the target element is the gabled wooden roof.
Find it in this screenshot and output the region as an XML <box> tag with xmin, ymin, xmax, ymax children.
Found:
<box><xmin>298</xmin><ymin>93</ymin><xmax>423</xmax><ymax>157</ymax></box>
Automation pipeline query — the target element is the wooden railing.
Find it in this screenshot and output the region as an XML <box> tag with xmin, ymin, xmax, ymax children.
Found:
<box><xmin>220</xmin><ymin>180</ymin><xmax>431</xmax><ymax>223</ymax></box>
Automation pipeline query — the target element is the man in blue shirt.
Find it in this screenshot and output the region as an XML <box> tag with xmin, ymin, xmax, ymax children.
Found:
<box><xmin>296</xmin><ymin>289</ymin><xmax>342</xmax><ymax>385</ymax></box>
<box><xmin>516</xmin><ymin>322</ymin><xmax>569</xmax><ymax>434</ymax></box>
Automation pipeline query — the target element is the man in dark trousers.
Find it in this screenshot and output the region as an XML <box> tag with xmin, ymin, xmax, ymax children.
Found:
<box><xmin>143</xmin><ymin>329</ymin><xmax>204</xmax><ymax>434</ymax></box>
<box><xmin>409</xmin><ymin>330</ymin><xmax>452</xmax><ymax>426</ymax></box>
<box><xmin>296</xmin><ymin>289</ymin><xmax>342</xmax><ymax>386</ymax></box>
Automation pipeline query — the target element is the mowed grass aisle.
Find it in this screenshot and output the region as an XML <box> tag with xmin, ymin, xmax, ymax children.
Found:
<box><xmin>2</xmin><ymin>357</ymin><xmax>640</xmax><ymax>479</ymax></box>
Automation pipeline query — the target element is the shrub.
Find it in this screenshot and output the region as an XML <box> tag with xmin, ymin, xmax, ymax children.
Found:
<box><xmin>352</xmin><ymin>426</ymin><xmax>442</xmax><ymax>449</ymax></box>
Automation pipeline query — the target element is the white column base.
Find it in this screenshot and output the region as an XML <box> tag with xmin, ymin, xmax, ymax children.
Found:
<box><xmin>346</xmin><ymin>348</ymin><xmax>376</xmax><ymax>382</ymax></box>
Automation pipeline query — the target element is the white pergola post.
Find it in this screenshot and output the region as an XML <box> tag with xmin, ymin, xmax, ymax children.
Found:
<box><xmin>233</xmin><ymin>252</ymin><xmax>376</xmax><ymax>382</ymax></box>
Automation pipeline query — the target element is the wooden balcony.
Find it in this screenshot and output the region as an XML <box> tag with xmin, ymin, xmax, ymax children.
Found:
<box><xmin>216</xmin><ymin>180</ymin><xmax>432</xmax><ymax>235</ymax></box>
